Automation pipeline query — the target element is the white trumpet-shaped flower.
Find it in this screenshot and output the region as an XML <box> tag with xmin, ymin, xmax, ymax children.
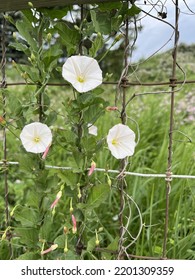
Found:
<box><xmin>88</xmin><ymin>123</ymin><xmax>98</xmax><ymax>136</ymax></box>
<box><xmin>62</xmin><ymin>55</ymin><xmax>102</xmax><ymax>93</ymax></box>
<box><xmin>20</xmin><ymin>122</ymin><xmax>52</xmax><ymax>154</ymax></box>
<box><xmin>107</xmin><ymin>123</ymin><xmax>136</xmax><ymax>159</ymax></box>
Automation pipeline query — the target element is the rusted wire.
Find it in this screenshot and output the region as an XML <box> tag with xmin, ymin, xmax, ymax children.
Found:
<box><xmin>2</xmin><ymin>79</ymin><xmax>195</xmax><ymax>88</ymax></box>
<box><xmin>162</xmin><ymin>0</ymin><xmax>179</xmax><ymax>259</ymax></box>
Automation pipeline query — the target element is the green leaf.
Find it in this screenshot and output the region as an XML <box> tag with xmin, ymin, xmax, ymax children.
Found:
<box><xmin>26</xmin><ymin>190</ymin><xmax>42</xmax><ymax>208</ymax></box>
<box><xmin>0</xmin><ymin>240</ymin><xmax>10</xmax><ymax>260</ymax></box>
<box><xmin>16</xmin><ymin>17</ymin><xmax>37</xmax><ymax>51</ymax></box>
<box><xmin>17</xmin><ymin>64</ymin><xmax>40</xmax><ymax>83</ymax></box>
<box><xmin>14</xmin><ymin>205</ymin><xmax>39</xmax><ymax>227</ymax></box>
<box><xmin>18</xmin><ymin>153</ymin><xmax>38</xmax><ymax>173</ymax></box>
<box><xmin>22</xmin><ymin>9</ymin><xmax>37</xmax><ymax>25</ymax></box>
<box><xmin>98</xmin><ymin>2</ymin><xmax>122</xmax><ymax>11</ymax></box>
<box><xmin>17</xmin><ymin>252</ymin><xmax>40</xmax><ymax>260</ymax></box>
<box><xmin>45</xmin><ymin>111</ymin><xmax>57</xmax><ymax>126</ymax></box>
<box><xmin>56</xmin><ymin>22</ymin><xmax>80</xmax><ymax>55</ymax></box>
<box><xmin>8</xmin><ymin>96</ymin><xmax>23</xmax><ymax>118</ymax></box>
<box><xmin>58</xmin><ymin>171</ymin><xmax>78</xmax><ymax>189</ymax></box>
<box><xmin>89</xmin><ymin>33</ymin><xmax>104</xmax><ymax>57</ymax></box>
<box><xmin>39</xmin><ymin>7</ymin><xmax>69</xmax><ymax>19</ymax></box>
<box><xmin>54</xmin><ymin>234</ymin><xmax>66</xmax><ymax>248</ymax></box>
<box><xmin>39</xmin><ymin>216</ymin><xmax>54</xmax><ymax>241</ymax></box>
<box><xmin>42</xmin><ymin>46</ymin><xmax>63</xmax><ymax>68</ymax></box>
<box><xmin>83</xmin><ymin>98</ymin><xmax>108</xmax><ymax>123</ymax></box>
<box><xmin>127</xmin><ymin>5</ymin><xmax>141</xmax><ymax>17</ymax></box>
<box><xmin>87</xmin><ymin>236</ymin><xmax>96</xmax><ymax>252</ymax></box>
<box><xmin>90</xmin><ymin>10</ymin><xmax>111</xmax><ymax>35</ymax></box>
<box><xmin>9</xmin><ymin>42</ymin><xmax>29</xmax><ymax>55</ymax></box>
<box><xmin>86</xmin><ymin>184</ymin><xmax>110</xmax><ymax>210</ymax></box>
<box><xmin>15</xmin><ymin>227</ymin><xmax>39</xmax><ymax>247</ymax></box>
<box><xmin>101</xmin><ymin>237</ymin><xmax>119</xmax><ymax>259</ymax></box>
<box><xmin>111</xmin><ymin>15</ymin><xmax>123</xmax><ymax>32</ymax></box>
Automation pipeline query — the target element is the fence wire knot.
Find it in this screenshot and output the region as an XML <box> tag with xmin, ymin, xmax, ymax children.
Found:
<box><xmin>165</xmin><ymin>171</ymin><xmax>173</xmax><ymax>182</ymax></box>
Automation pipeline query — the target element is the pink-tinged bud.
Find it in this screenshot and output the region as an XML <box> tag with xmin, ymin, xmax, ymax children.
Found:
<box><xmin>42</xmin><ymin>144</ymin><xmax>51</xmax><ymax>160</ymax></box>
<box><xmin>50</xmin><ymin>190</ymin><xmax>62</xmax><ymax>209</ymax></box>
<box><xmin>106</xmin><ymin>106</ymin><xmax>118</xmax><ymax>111</ymax></box>
<box><xmin>88</xmin><ymin>161</ymin><xmax>96</xmax><ymax>176</ymax></box>
<box><xmin>41</xmin><ymin>244</ymin><xmax>58</xmax><ymax>255</ymax></box>
<box><xmin>0</xmin><ymin>116</ymin><xmax>6</xmax><ymax>125</ymax></box>
<box><xmin>71</xmin><ymin>214</ymin><xmax>77</xmax><ymax>234</ymax></box>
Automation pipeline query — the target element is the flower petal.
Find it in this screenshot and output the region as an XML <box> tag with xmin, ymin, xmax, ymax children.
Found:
<box><xmin>20</xmin><ymin>122</ymin><xmax>52</xmax><ymax>154</ymax></box>
<box><xmin>88</xmin><ymin>123</ymin><xmax>98</xmax><ymax>136</ymax></box>
<box><xmin>62</xmin><ymin>55</ymin><xmax>102</xmax><ymax>93</ymax></box>
<box><xmin>107</xmin><ymin>123</ymin><xmax>136</xmax><ymax>159</ymax></box>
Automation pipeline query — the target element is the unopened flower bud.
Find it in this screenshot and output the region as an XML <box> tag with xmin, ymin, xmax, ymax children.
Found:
<box><xmin>21</xmin><ymin>72</ymin><xmax>28</xmax><ymax>80</ymax></box>
<box><xmin>42</xmin><ymin>144</ymin><xmax>51</xmax><ymax>160</ymax></box>
<box><xmin>64</xmin><ymin>235</ymin><xmax>68</xmax><ymax>253</ymax></box>
<box><xmin>74</xmin><ymin>25</ymin><xmax>80</xmax><ymax>31</ymax></box>
<box><xmin>95</xmin><ymin>239</ymin><xmax>100</xmax><ymax>246</ymax></box>
<box><xmin>106</xmin><ymin>106</ymin><xmax>118</xmax><ymax>111</ymax></box>
<box><xmin>0</xmin><ymin>116</ymin><xmax>6</xmax><ymax>126</ymax></box>
<box><xmin>64</xmin><ymin>247</ymin><xmax>68</xmax><ymax>253</ymax></box>
<box><xmin>13</xmin><ymin>32</ymin><xmax>17</xmax><ymax>39</ymax></box>
<box><xmin>71</xmin><ymin>214</ymin><xmax>77</xmax><ymax>234</ymax></box>
<box><xmin>12</xmin><ymin>60</ymin><xmax>17</xmax><ymax>67</ymax></box>
<box><xmin>107</xmin><ymin>178</ymin><xmax>112</xmax><ymax>187</ymax></box>
<box><xmin>63</xmin><ymin>226</ymin><xmax>69</xmax><ymax>234</ymax></box>
<box><xmin>88</xmin><ymin>161</ymin><xmax>96</xmax><ymax>176</ymax></box>
<box><xmin>95</xmin><ymin>229</ymin><xmax>100</xmax><ymax>246</ymax></box>
<box><xmin>41</xmin><ymin>244</ymin><xmax>58</xmax><ymax>255</ymax></box>
<box><xmin>31</xmin><ymin>53</ymin><xmax>36</xmax><ymax>62</ymax></box>
<box><xmin>28</xmin><ymin>2</ymin><xmax>34</xmax><ymax>8</ymax></box>
<box><xmin>50</xmin><ymin>190</ymin><xmax>62</xmax><ymax>209</ymax></box>
<box><xmin>47</xmin><ymin>33</ymin><xmax>52</xmax><ymax>42</ymax></box>
<box><xmin>70</xmin><ymin>198</ymin><xmax>74</xmax><ymax>213</ymax></box>
<box><xmin>77</xmin><ymin>187</ymin><xmax>82</xmax><ymax>199</ymax></box>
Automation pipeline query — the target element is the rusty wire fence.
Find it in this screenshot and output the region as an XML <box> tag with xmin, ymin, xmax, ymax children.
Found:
<box><xmin>1</xmin><ymin>0</ymin><xmax>195</xmax><ymax>259</ymax></box>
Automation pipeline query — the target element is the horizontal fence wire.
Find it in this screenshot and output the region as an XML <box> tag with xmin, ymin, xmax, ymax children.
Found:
<box><xmin>1</xmin><ymin>161</ymin><xmax>195</xmax><ymax>179</ymax></box>
<box><xmin>1</xmin><ymin>79</ymin><xmax>195</xmax><ymax>87</ymax></box>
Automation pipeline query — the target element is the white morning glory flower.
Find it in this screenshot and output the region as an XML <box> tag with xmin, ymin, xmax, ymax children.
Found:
<box><xmin>107</xmin><ymin>123</ymin><xmax>136</xmax><ymax>159</ymax></box>
<box><xmin>62</xmin><ymin>55</ymin><xmax>102</xmax><ymax>93</ymax></box>
<box><xmin>20</xmin><ymin>122</ymin><xmax>52</xmax><ymax>154</ymax></box>
<box><xmin>88</xmin><ymin>123</ymin><xmax>98</xmax><ymax>136</ymax></box>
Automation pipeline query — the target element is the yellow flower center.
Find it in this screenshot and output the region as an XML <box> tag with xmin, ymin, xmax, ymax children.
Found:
<box><xmin>112</xmin><ymin>139</ymin><xmax>118</xmax><ymax>145</ymax></box>
<box><xmin>77</xmin><ymin>75</ymin><xmax>85</xmax><ymax>83</ymax></box>
<box><xmin>34</xmin><ymin>137</ymin><xmax>40</xmax><ymax>143</ymax></box>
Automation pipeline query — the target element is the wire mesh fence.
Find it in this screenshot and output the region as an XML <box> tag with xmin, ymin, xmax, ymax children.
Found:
<box><xmin>0</xmin><ymin>0</ymin><xmax>195</xmax><ymax>260</ymax></box>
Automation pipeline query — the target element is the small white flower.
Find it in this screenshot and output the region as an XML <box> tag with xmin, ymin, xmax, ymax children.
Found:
<box><xmin>62</xmin><ymin>55</ymin><xmax>102</xmax><ymax>93</ymax></box>
<box><xmin>20</xmin><ymin>122</ymin><xmax>52</xmax><ymax>154</ymax></box>
<box><xmin>107</xmin><ymin>123</ymin><xmax>136</xmax><ymax>159</ymax></box>
<box><xmin>88</xmin><ymin>123</ymin><xmax>98</xmax><ymax>136</ymax></box>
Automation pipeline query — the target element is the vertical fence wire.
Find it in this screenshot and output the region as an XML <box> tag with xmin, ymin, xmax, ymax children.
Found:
<box><xmin>0</xmin><ymin>14</ymin><xmax>12</xmax><ymax>258</ymax></box>
<box><xmin>162</xmin><ymin>0</ymin><xmax>179</xmax><ymax>259</ymax></box>
<box><xmin>117</xmin><ymin>17</ymin><xmax>129</xmax><ymax>259</ymax></box>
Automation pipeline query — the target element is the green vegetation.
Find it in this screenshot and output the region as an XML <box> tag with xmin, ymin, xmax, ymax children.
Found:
<box><xmin>1</xmin><ymin>44</ymin><xmax>195</xmax><ymax>259</ymax></box>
